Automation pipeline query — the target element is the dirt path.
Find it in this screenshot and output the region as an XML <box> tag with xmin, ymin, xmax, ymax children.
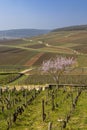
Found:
<box><xmin>45</xmin><ymin>42</ymin><xmax>75</xmax><ymax>54</ymax></box>
<box><xmin>20</xmin><ymin>68</ymin><xmax>34</xmax><ymax>74</ymax></box>
<box><xmin>24</xmin><ymin>52</ymin><xmax>44</xmax><ymax>66</ymax></box>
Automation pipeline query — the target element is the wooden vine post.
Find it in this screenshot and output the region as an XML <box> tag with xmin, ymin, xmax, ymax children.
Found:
<box><xmin>48</xmin><ymin>122</ymin><xmax>52</xmax><ymax>130</ymax></box>
<box><xmin>42</xmin><ymin>99</ymin><xmax>46</xmax><ymax>121</ymax></box>
<box><xmin>52</xmin><ymin>91</ymin><xmax>55</xmax><ymax>111</ymax></box>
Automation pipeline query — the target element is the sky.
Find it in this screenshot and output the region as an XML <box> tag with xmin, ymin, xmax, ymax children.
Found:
<box><xmin>0</xmin><ymin>0</ymin><xmax>87</xmax><ymax>30</ymax></box>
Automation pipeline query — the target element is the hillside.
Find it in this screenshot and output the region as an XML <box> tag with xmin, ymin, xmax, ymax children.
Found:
<box><xmin>0</xmin><ymin>25</ymin><xmax>87</xmax><ymax>68</ymax></box>
<box><xmin>0</xmin><ymin>29</ymin><xmax>50</xmax><ymax>39</ymax></box>
<box><xmin>31</xmin><ymin>25</ymin><xmax>87</xmax><ymax>55</ymax></box>
<box><xmin>0</xmin><ymin>26</ymin><xmax>87</xmax><ymax>130</ymax></box>
<box><xmin>52</xmin><ymin>25</ymin><xmax>87</xmax><ymax>32</ymax></box>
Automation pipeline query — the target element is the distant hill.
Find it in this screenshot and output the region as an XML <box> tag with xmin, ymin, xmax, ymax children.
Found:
<box><xmin>52</xmin><ymin>25</ymin><xmax>87</xmax><ymax>32</ymax></box>
<box><xmin>0</xmin><ymin>29</ymin><xmax>50</xmax><ymax>39</ymax></box>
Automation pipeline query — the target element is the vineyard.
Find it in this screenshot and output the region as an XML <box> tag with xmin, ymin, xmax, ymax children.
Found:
<box><xmin>9</xmin><ymin>74</ymin><xmax>87</xmax><ymax>86</ymax></box>
<box><xmin>0</xmin><ymin>30</ymin><xmax>87</xmax><ymax>67</ymax></box>
<box><xmin>0</xmin><ymin>85</ymin><xmax>87</xmax><ymax>130</ymax></box>
<box><xmin>0</xmin><ymin>73</ymin><xmax>23</xmax><ymax>85</ymax></box>
<box><xmin>0</xmin><ymin>46</ymin><xmax>38</xmax><ymax>65</ymax></box>
<box><xmin>0</xmin><ymin>28</ymin><xmax>87</xmax><ymax>130</ymax></box>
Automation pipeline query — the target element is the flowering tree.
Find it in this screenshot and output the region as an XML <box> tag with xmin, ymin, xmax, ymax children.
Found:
<box><xmin>41</xmin><ymin>56</ymin><xmax>76</xmax><ymax>87</ymax></box>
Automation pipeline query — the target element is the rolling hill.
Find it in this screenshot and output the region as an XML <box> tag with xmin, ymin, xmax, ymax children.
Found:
<box><xmin>0</xmin><ymin>25</ymin><xmax>87</xmax><ymax>68</ymax></box>
<box><xmin>52</xmin><ymin>24</ymin><xmax>87</xmax><ymax>32</ymax></box>
<box><xmin>0</xmin><ymin>29</ymin><xmax>50</xmax><ymax>39</ymax></box>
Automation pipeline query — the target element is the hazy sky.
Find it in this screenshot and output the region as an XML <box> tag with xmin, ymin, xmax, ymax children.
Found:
<box><xmin>0</xmin><ymin>0</ymin><xmax>87</xmax><ymax>30</ymax></box>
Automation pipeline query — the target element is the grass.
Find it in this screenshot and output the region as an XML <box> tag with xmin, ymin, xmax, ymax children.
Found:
<box><xmin>66</xmin><ymin>90</ymin><xmax>87</xmax><ymax>130</ymax></box>
<box><xmin>0</xmin><ymin>86</ymin><xmax>86</xmax><ymax>130</ymax></box>
<box><xmin>77</xmin><ymin>55</ymin><xmax>87</xmax><ymax>67</ymax></box>
<box><xmin>0</xmin><ymin>73</ymin><xmax>22</xmax><ymax>85</ymax></box>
